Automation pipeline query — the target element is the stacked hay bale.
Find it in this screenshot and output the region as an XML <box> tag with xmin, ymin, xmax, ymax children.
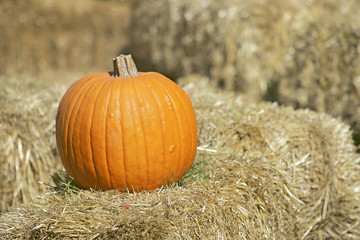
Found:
<box><xmin>187</xmin><ymin>79</ymin><xmax>360</xmax><ymax>239</ymax></box>
<box><xmin>129</xmin><ymin>0</ymin><xmax>360</xmax><ymax>133</ymax></box>
<box><xmin>0</xmin><ymin>0</ymin><xmax>130</xmax><ymax>75</ymax></box>
<box><xmin>0</xmin><ymin>79</ymin><xmax>359</xmax><ymax>239</ymax></box>
<box><xmin>0</xmin><ymin>77</ymin><xmax>65</xmax><ymax>212</ymax></box>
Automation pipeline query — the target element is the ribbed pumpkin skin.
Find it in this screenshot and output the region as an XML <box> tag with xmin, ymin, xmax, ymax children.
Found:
<box><xmin>56</xmin><ymin>71</ymin><xmax>198</xmax><ymax>191</ymax></box>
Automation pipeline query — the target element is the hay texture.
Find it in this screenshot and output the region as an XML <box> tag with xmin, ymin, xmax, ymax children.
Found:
<box><xmin>129</xmin><ymin>0</ymin><xmax>360</xmax><ymax>133</ymax></box>
<box><xmin>188</xmin><ymin>78</ymin><xmax>360</xmax><ymax>239</ymax></box>
<box><xmin>1</xmin><ymin>78</ymin><xmax>359</xmax><ymax>239</ymax></box>
<box><xmin>0</xmin><ymin>77</ymin><xmax>65</xmax><ymax>212</ymax></box>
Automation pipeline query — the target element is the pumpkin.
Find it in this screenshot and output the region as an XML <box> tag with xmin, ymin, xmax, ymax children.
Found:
<box><xmin>55</xmin><ymin>54</ymin><xmax>198</xmax><ymax>191</ymax></box>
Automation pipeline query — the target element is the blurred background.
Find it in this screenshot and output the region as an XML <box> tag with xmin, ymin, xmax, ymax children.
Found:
<box><xmin>1</xmin><ymin>0</ymin><xmax>360</xmax><ymax>139</ymax></box>
<box><xmin>0</xmin><ymin>0</ymin><xmax>130</xmax><ymax>84</ymax></box>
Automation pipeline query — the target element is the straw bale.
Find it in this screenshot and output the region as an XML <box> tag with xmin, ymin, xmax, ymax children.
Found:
<box><xmin>239</xmin><ymin>104</ymin><xmax>360</xmax><ymax>239</ymax></box>
<box><xmin>0</xmin><ymin>78</ymin><xmax>359</xmax><ymax>239</ymax></box>
<box><xmin>0</xmin><ymin>157</ymin><xmax>300</xmax><ymax>239</ymax></box>
<box><xmin>186</xmin><ymin>78</ymin><xmax>360</xmax><ymax>239</ymax></box>
<box><xmin>129</xmin><ymin>0</ymin><xmax>360</xmax><ymax>133</ymax></box>
<box><xmin>0</xmin><ymin>77</ymin><xmax>65</xmax><ymax>212</ymax></box>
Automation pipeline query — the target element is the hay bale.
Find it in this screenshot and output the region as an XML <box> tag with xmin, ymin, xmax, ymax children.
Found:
<box><xmin>231</xmin><ymin>104</ymin><xmax>360</xmax><ymax>239</ymax></box>
<box><xmin>0</xmin><ymin>159</ymin><xmax>300</xmax><ymax>239</ymax></box>
<box><xmin>0</xmin><ymin>0</ymin><xmax>130</xmax><ymax>75</ymax></box>
<box><xmin>0</xmin><ymin>77</ymin><xmax>65</xmax><ymax>212</ymax></box>
<box><xmin>129</xmin><ymin>0</ymin><xmax>360</xmax><ymax>133</ymax></box>
<box><xmin>0</xmin><ymin>78</ymin><xmax>359</xmax><ymax>239</ymax></box>
<box><xmin>186</xmin><ymin>78</ymin><xmax>360</xmax><ymax>239</ymax></box>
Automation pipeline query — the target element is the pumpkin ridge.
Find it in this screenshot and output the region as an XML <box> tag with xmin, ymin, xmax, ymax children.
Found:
<box><xmin>74</xmin><ymin>77</ymin><xmax>106</xmax><ymax>187</ymax></box>
<box><xmin>122</xmin><ymin>81</ymin><xmax>139</xmax><ymax>192</ymax></box>
<box><xmin>150</xmin><ymin>75</ymin><xmax>184</xmax><ymax>182</ymax></box>
<box><xmin>142</xmin><ymin>78</ymin><xmax>168</xmax><ymax>188</ymax></box>
<box><xmin>104</xmin><ymin>79</ymin><xmax>114</xmax><ymax>189</ymax></box>
<box><xmin>154</xmin><ymin>75</ymin><xmax>197</xmax><ymax>177</ymax></box>
<box><xmin>160</xmin><ymin>77</ymin><xmax>197</xmax><ymax>149</ymax></box>
<box><xmin>72</xmin><ymin>76</ymin><xmax>106</xmax><ymax>188</ymax></box>
<box><xmin>89</xmin><ymin>78</ymin><xmax>111</xmax><ymax>189</ymax></box>
<box><xmin>57</xmin><ymin>75</ymin><xmax>96</xmax><ymax>179</ymax></box>
<box><xmin>118</xmin><ymin>79</ymin><xmax>128</xmax><ymax>190</ymax></box>
<box><xmin>65</xmin><ymin>76</ymin><xmax>102</xmax><ymax>185</ymax></box>
<box><xmin>130</xmin><ymin>79</ymin><xmax>150</xmax><ymax>189</ymax></box>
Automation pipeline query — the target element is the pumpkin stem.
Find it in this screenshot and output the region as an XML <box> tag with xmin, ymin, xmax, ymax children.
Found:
<box><xmin>112</xmin><ymin>54</ymin><xmax>139</xmax><ymax>78</ymax></box>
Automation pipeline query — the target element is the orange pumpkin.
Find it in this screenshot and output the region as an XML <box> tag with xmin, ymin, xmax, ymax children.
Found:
<box><xmin>55</xmin><ymin>54</ymin><xmax>198</xmax><ymax>191</ymax></box>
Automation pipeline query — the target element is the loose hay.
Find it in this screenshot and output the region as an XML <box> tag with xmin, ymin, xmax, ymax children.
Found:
<box><xmin>0</xmin><ymin>78</ymin><xmax>359</xmax><ymax>239</ymax></box>
<box><xmin>129</xmin><ymin>0</ymin><xmax>360</xmax><ymax>134</ymax></box>
<box><xmin>0</xmin><ymin>77</ymin><xmax>65</xmax><ymax>212</ymax></box>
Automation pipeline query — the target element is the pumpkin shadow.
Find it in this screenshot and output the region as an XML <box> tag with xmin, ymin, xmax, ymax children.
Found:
<box><xmin>49</xmin><ymin>171</ymin><xmax>80</xmax><ymax>195</ymax></box>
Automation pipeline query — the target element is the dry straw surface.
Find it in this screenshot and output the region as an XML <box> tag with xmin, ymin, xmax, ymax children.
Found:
<box><xmin>0</xmin><ymin>77</ymin><xmax>65</xmax><ymax>212</ymax></box>
<box><xmin>1</xmin><ymin>78</ymin><xmax>359</xmax><ymax>239</ymax></box>
<box><xmin>129</xmin><ymin>0</ymin><xmax>360</xmax><ymax>134</ymax></box>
